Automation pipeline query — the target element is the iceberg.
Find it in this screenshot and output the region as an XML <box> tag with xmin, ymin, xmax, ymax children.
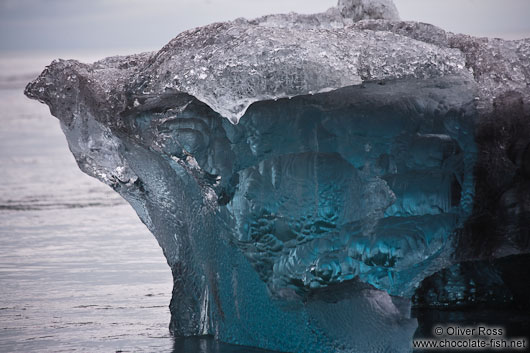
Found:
<box><xmin>25</xmin><ymin>0</ymin><xmax>530</xmax><ymax>352</ymax></box>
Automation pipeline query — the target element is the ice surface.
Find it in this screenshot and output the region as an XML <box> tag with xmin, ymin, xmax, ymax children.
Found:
<box><xmin>128</xmin><ymin>23</ymin><xmax>466</xmax><ymax>124</ymax></box>
<box><xmin>25</xmin><ymin>0</ymin><xmax>530</xmax><ymax>352</ymax></box>
<box><xmin>251</xmin><ymin>0</ymin><xmax>399</xmax><ymax>30</ymax></box>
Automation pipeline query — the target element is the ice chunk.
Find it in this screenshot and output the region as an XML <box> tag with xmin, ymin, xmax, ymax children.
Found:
<box><xmin>253</xmin><ymin>0</ymin><xmax>399</xmax><ymax>29</ymax></box>
<box><xmin>337</xmin><ymin>0</ymin><xmax>399</xmax><ymax>21</ymax></box>
<box><xmin>24</xmin><ymin>0</ymin><xmax>530</xmax><ymax>351</ymax></box>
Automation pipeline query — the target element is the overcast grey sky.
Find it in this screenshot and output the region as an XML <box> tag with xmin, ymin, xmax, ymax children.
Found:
<box><xmin>1</xmin><ymin>0</ymin><xmax>529</xmax><ymax>54</ymax></box>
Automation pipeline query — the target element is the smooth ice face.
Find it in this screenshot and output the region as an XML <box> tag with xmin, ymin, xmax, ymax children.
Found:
<box><xmin>24</xmin><ymin>0</ymin><xmax>530</xmax><ymax>351</ymax></box>
<box><xmin>222</xmin><ymin>78</ymin><xmax>477</xmax><ymax>298</ymax></box>
<box><xmin>113</xmin><ymin>75</ymin><xmax>478</xmax><ymax>301</ymax></box>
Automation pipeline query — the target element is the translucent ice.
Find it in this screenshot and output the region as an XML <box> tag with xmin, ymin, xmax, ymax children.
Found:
<box><xmin>25</xmin><ymin>0</ymin><xmax>530</xmax><ymax>352</ymax></box>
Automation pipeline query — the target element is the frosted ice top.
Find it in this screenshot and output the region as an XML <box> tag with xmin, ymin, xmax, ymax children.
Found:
<box><xmin>26</xmin><ymin>0</ymin><xmax>529</xmax><ymax>125</ymax></box>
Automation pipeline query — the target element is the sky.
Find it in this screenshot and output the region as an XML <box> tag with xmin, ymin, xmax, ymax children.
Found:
<box><xmin>1</xmin><ymin>0</ymin><xmax>529</xmax><ymax>55</ymax></box>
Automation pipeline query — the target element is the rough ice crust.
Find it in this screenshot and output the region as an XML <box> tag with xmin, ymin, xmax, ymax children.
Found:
<box><xmin>250</xmin><ymin>0</ymin><xmax>398</xmax><ymax>28</ymax></box>
<box><xmin>24</xmin><ymin>0</ymin><xmax>530</xmax><ymax>352</ymax></box>
<box><xmin>133</xmin><ymin>23</ymin><xmax>466</xmax><ymax>124</ymax></box>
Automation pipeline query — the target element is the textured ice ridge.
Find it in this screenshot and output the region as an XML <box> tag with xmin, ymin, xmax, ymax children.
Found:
<box><xmin>25</xmin><ymin>0</ymin><xmax>530</xmax><ymax>352</ymax></box>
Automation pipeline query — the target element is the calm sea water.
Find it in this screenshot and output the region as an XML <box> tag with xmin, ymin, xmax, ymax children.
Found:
<box><xmin>0</xmin><ymin>52</ymin><xmax>275</xmax><ymax>353</ymax></box>
<box><xmin>0</xmin><ymin>51</ymin><xmax>175</xmax><ymax>353</ymax></box>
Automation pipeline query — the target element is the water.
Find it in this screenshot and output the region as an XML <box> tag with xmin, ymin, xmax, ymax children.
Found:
<box><xmin>0</xmin><ymin>52</ymin><xmax>175</xmax><ymax>352</ymax></box>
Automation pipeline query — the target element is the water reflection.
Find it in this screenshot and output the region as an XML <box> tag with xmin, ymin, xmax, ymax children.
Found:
<box><xmin>172</xmin><ymin>336</ymin><xmax>278</xmax><ymax>353</ymax></box>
